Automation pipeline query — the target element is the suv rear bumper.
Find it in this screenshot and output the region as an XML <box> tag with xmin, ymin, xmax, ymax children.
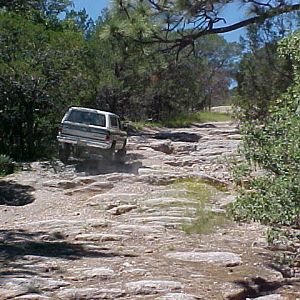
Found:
<box><xmin>57</xmin><ymin>135</ymin><xmax>112</xmax><ymax>149</ymax></box>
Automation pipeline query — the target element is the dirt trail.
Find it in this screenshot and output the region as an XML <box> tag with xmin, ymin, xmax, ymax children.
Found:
<box><xmin>0</xmin><ymin>121</ymin><xmax>299</xmax><ymax>300</ymax></box>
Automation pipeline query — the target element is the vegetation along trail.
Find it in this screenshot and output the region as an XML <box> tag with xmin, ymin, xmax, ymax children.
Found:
<box><xmin>1</xmin><ymin>120</ymin><xmax>299</xmax><ymax>300</ymax></box>
<box><xmin>1</xmin><ymin>0</ymin><xmax>300</xmax><ymax>299</ymax></box>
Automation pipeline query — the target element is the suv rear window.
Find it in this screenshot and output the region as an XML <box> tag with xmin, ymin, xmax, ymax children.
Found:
<box><xmin>66</xmin><ymin>110</ymin><xmax>106</xmax><ymax>127</ymax></box>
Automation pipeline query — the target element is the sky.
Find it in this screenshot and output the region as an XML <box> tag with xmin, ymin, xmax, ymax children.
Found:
<box><xmin>72</xmin><ymin>0</ymin><xmax>108</xmax><ymax>18</ymax></box>
<box><xmin>72</xmin><ymin>0</ymin><xmax>246</xmax><ymax>42</ymax></box>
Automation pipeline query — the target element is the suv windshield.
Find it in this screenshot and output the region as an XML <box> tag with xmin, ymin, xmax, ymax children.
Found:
<box><xmin>66</xmin><ymin>110</ymin><xmax>106</xmax><ymax>127</ymax></box>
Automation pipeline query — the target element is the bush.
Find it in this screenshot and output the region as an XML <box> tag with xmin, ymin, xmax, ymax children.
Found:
<box><xmin>229</xmin><ymin>31</ymin><xmax>300</xmax><ymax>226</ymax></box>
<box><xmin>0</xmin><ymin>154</ymin><xmax>15</xmax><ymax>176</ymax></box>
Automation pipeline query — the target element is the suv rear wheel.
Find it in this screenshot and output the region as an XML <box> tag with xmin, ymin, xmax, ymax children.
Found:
<box><xmin>115</xmin><ymin>148</ymin><xmax>126</xmax><ymax>163</ymax></box>
<box><xmin>59</xmin><ymin>144</ymin><xmax>70</xmax><ymax>164</ymax></box>
<box><xmin>103</xmin><ymin>142</ymin><xmax>116</xmax><ymax>161</ymax></box>
<box><xmin>104</xmin><ymin>142</ymin><xmax>126</xmax><ymax>163</ymax></box>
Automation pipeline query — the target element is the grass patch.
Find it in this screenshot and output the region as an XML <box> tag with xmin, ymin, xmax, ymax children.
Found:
<box><xmin>131</xmin><ymin>111</ymin><xmax>232</xmax><ymax>129</ymax></box>
<box><xmin>171</xmin><ymin>178</ymin><xmax>229</xmax><ymax>234</ymax></box>
<box><xmin>161</xmin><ymin>111</ymin><xmax>232</xmax><ymax>128</ymax></box>
<box><xmin>129</xmin><ymin>121</ymin><xmax>147</xmax><ymax>130</ymax></box>
<box><xmin>194</xmin><ymin>111</ymin><xmax>232</xmax><ymax>123</ymax></box>
<box><xmin>157</xmin><ymin>199</ymin><xmax>198</xmax><ymax>209</ymax></box>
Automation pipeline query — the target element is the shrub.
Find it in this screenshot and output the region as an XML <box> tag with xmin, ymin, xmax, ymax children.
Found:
<box><xmin>0</xmin><ymin>154</ymin><xmax>15</xmax><ymax>176</ymax></box>
<box><xmin>229</xmin><ymin>31</ymin><xmax>300</xmax><ymax>226</ymax></box>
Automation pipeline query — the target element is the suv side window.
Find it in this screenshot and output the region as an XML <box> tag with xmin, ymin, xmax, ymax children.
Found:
<box><xmin>110</xmin><ymin>116</ymin><xmax>119</xmax><ymax>128</ymax></box>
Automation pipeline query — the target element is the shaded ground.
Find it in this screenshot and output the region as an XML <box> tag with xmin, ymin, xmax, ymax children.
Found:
<box><xmin>0</xmin><ymin>181</ymin><xmax>35</xmax><ymax>206</ymax></box>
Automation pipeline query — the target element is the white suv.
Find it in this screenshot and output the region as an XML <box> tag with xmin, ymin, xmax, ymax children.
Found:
<box><xmin>57</xmin><ymin>107</ymin><xmax>127</xmax><ymax>163</ymax></box>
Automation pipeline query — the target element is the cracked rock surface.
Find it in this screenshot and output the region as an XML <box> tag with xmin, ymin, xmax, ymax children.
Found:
<box><xmin>1</xmin><ymin>121</ymin><xmax>299</xmax><ymax>299</ymax></box>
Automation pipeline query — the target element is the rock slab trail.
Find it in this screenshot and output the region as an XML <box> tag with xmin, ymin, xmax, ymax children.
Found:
<box><xmin>1</xmin><ymin>122</ymin><xmax>299</xmax><ymax>300</ymax></box>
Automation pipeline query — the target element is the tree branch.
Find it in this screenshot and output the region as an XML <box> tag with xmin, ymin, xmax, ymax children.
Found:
<box><xmin>205</xmin><ymin>3</ymin><xmax>300</xmax><ymax>35</ymax></box>
<box><xmin>148</xmin><ymin>3</ymin><xmax>300</xmax><ymax>49</ymax></box>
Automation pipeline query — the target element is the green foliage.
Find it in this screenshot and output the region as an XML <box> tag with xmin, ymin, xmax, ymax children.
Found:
<box><xmin>82</xmin><ymin>9</ymin><xmax>238</xmax><ymax>121</ymax></box>
<box><xmin>229</xmin><ymin>31</ymin><xmax>300</xmax><ymax>226</ymax></box>
<box><xmin>230</xmin><ymin>175</ymin><xmax>300</xmax><ymax>225</ymax></box>
<box><xmin>0</xmin><ymin>12</ymin><xmax>86</xmax><ymax>159</ymax></box>
<box><xmin>266</xmin><ymin>227</ymin><xmax>300</xmax><ymax>270</ymax></box>
<box><xmin>235</xmin><ymin>24</ymin><xmax>294</xmax><ymax>119</ymax></box>
<box><xmin>0</xmin><ymin>154</ymin><xmax>15</xmax><ymax>176</ymax></box>
<box><xmin>108</xmin><ymin>0</ymin><xmax>300</xmax><ymax>57</ymax></box>
<box><xmin>265</xmin><ymin>227</ymin><xmax>297</xmax><ymax>245</ymax></box>
<box><xmin>0</xmin><ymin>0</ymin><xmax>73</xmax><ymax>30</ymax></box>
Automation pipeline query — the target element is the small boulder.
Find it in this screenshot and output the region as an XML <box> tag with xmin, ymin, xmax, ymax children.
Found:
<box><xmin>156</xmin><ymin>293</ymin><xmax>200</xmax><ymax>300</ymax></box>
<box><xmin>165</xmin><ymin>251</ymin><xmax>242</xmax><ymax>267</ymax></box>
<box><xmin>126</xmin><ymin>280</ymin><xmax>183</xmax><ymax>295</ymax></box>
<box><xmin>149</xmin><ymin>141</ymin><xmax>174</xmax><ymax>154</ymax></box>
<box><xmin>109</xmin><ymin>204</ymin><xmax>137</xmax><ymax>215</ymax></box>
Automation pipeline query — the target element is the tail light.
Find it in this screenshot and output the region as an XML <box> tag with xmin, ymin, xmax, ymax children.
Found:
<box><xmin>105</xmin><ymin>133</ymin><xmax>111</xmax><ymax>141</ymax></box>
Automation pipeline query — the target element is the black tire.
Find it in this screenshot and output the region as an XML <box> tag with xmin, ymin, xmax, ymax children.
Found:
<box><xmin>115</xmin><ymin>148</ymin><xmax>127</xmax><ymax>164</ymax></box>
<box><xmin>59</xmin><ymin>144</ymin><xmax>70</xmax><ymax>164</ymax></box>
<box><xmin>104</xmin><ymin>143</ymin><xmax>116</xmax><ymax>161</ymax></box>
